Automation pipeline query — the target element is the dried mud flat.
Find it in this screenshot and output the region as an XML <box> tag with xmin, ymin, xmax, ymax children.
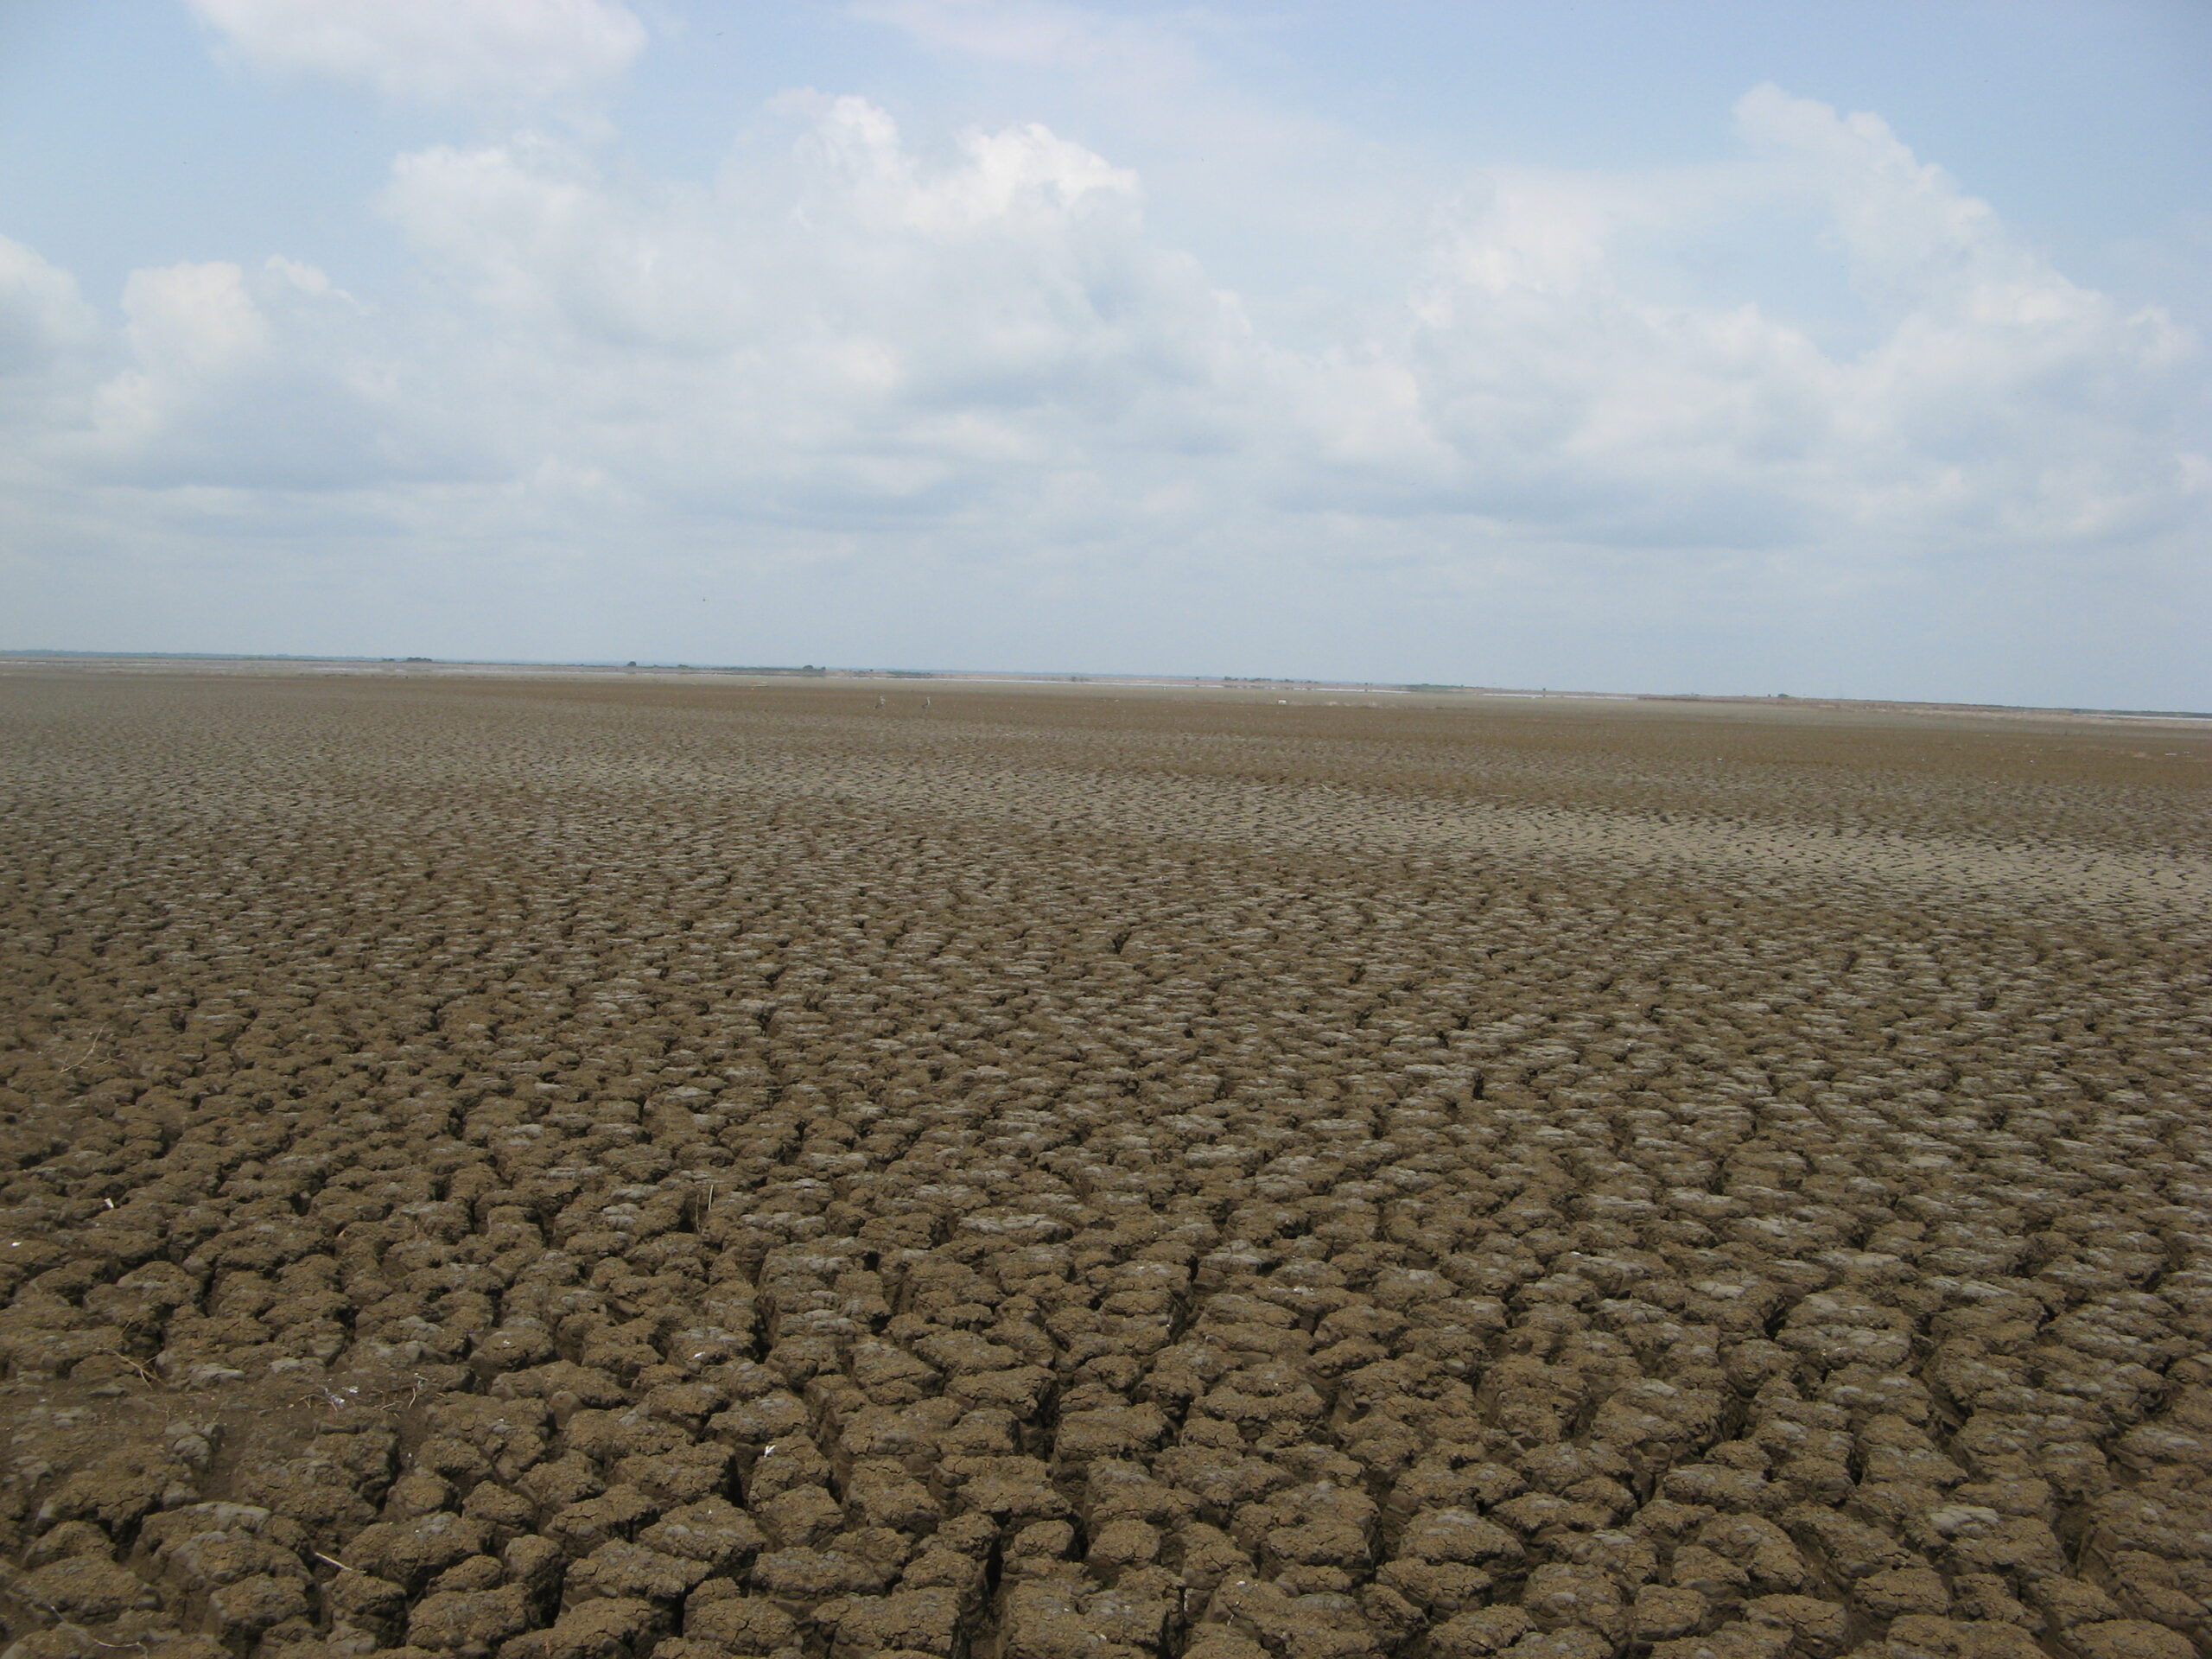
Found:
<box><xmin>2</xmin><ymin>673</ymin><xmax>2209</xmax><ymax>1659</ymax></box>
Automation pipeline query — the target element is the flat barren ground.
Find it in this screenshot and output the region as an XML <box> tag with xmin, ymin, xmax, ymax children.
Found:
<box><xmin>3</xmin><ymin>671</ymin><xmax>2209</xmax><ymax>1659</ymax></box>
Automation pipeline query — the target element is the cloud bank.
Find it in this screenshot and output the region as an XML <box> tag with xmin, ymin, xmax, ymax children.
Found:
<box><xmin>185</xmin><ymin>0</ymin><xmax>646</xmax><ymax>104</ymax></box>
<box><xmin>4</xmin><ymin>36</ymin><xmax>2206</xmax><ymax>701</ymax></box>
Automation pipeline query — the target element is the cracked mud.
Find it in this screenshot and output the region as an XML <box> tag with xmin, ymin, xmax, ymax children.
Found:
<box><xmin>2</xmin><ymin>672</ymin><xmax>2208</xmax><ymax>1659</ymax></box>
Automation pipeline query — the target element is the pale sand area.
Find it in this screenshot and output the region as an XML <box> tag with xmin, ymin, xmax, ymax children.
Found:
<box><xmin>582</xmin><ymin>735</ymin><xmax>2212</xmax><ymax>921</ymax></box>
<box><xmin>10</xmin><ymin>662</ymin><xmax>2206</xmax><ymax>919</ymax></box>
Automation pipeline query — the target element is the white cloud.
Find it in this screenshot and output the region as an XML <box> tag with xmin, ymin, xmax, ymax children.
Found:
<box><xmin>119</xmin><ymin>260</ymin><xmax>270</xmax><ymax>378</ymax></box>
<box><xmin>0</xmin><ymin>236</ymin><xmax>103</xmax><ymax>458</ymax></box>
<box><xmin>372</xmin><ymin>99</ymin><xmax>1260</xmax><ymax>518</ymax></box>
<box><xmin>1374</xmin><ymin>87</ymin><xmax>2202</xmax><ymax>553</ymax></box>
<box><xmin>46</xmin><ymin>257</ymin><xmax>482</xmax><ymax>491</ymax></box>
<box><xmin>852</xmin><ymin>0</ymin><xmax>1200</xmax><ymax>79</ymax></box>
<box><xmin>12</xmin><ymin>84</ymin><xmax>2200</xmax><ymax>553</ymax></box>
<box><xmin>0</xmin><ymin>236</ymin><xmax>99</xmax><ymax>377</ymax></box>
<box><xmin>184</xmin><ymin>0</ymin><xmax>646</xmax><ymax>104</ymax></box>
<box><xmin>3</xmin><ymin>79</ymin><xmax>2203</xmax><ymax>698</ymax></box>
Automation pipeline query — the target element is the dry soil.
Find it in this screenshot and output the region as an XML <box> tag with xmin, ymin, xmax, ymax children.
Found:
<box><xmin>2</xmin><ymin>671</ymin><xmax>2208</xmax><ymax>1659</ymax></box>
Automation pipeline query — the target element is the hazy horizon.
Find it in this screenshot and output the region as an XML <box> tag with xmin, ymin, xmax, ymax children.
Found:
<box><xmin>3</xmin><ymin>2</ymin><xmax>2208</xmax><ymax>706</ymax></box>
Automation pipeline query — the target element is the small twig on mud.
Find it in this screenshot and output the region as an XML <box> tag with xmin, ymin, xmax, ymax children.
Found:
<box><xmin>315</xmin><ymin>1552</ymin><xmax>354</xmax><ymax>1573</ymax></box>
<box><xmin>300</xmin><ymin>1381</ymin><xmax>384</xmax><ymax>1434</ymax></box>
<box><xmin>91</xmin><ymin>1347</ymin><xmax>164</xmax><ymax>1389</ymax></box>
<box><xmin>310</xmin><ymin>1382</ymin><xmax>400</xmax><ymax>1419</ymax></box>
<box><xmin>0</xmin><ymin>1566</ymin><xmax>149</xmax><ymax>1651</ymax></box>
<box><xmin>349</xmin><ymin>1371</ymin><xmax>431</xmax><ymax>1414</ymax></box>
<box><xmin>55</xmin><ymin>1025</ymin><xmax>112</xmax><ymax>1076</ymax></box>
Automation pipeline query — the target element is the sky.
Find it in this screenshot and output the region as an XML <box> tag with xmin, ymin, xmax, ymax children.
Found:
<box><xmin>2</xmin><ymin>1</ymin><xmax>2209</xmax><ymax>705</ymax></box>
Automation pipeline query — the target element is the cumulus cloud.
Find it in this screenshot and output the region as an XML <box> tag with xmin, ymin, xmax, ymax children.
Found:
<box><xmin>3</xmin><ymin>80</ymin><xmax>2202</xmax><ymax>694</ymax></box>
<box><xmin>372</xmin><ymin>98</ymin><xmax>1260</xmax><ymax>519</ymax></box>
<box><xmin>1381</xmin><ymin>86</ymin><xmax>2202</xmax><ymax>552</ymax></box>
<box><xmin>43</xmin><ymin>256</ymin><xmax>481</xmax><ymax>491</ymax></box>
<box><xmin>0</xmin><ymin>236</ymin><xmax>99</xmax><ymax>378</ymax></box>
<box><xmin>365</xmin><ymin>85</ymin><xmax>2207</xmax><ymax>558</ymax></box>
<box><xmin>0</xmin><ymin>237</ymin><xmax>103</xmax><ymax>457</ymax></box>
<box><xmin>853</xmin><ymin>0</ymin><xmax>1200</xmax><ymax>79</ymax></box>
<box><xmin>10</xmin><ymin>82</ymin><xmax>2202</xmax><ymax>550</ymax></box>
<box><xmin>184</xmin><ymin>0</ymin><xmax>645</xmax><ymax>104</ymax></box>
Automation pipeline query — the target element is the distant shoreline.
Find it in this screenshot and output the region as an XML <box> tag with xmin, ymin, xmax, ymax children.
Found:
<box><xmin>3</xmin><ymin>648</ymin><xmax>2206</xmax><ymax>726</ymax></box>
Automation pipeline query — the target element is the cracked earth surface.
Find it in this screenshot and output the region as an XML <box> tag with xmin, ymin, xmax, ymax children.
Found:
<box><xmin>2</xmin><ymin>672</ymin><xmax>2208</xmax><ymax>1659</ymax></box>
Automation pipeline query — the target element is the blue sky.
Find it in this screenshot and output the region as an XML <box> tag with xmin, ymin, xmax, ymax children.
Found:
<box><xmin>3</xmin><ymin>2</ymin><xmax>2208</xmax><ymax>703</ymax></box>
